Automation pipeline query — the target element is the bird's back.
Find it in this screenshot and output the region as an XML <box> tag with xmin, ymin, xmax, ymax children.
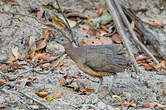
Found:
<box><xmin>69</xmin><ymin>44</ymin><xmax>129</xmax><ymax>73</ymax></box>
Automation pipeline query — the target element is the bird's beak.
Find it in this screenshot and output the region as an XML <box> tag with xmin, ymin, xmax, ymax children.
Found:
<box><xmin>51</xmin><ymin>38</ymin><xmax>59</xmax><ymax>43</ymax></box>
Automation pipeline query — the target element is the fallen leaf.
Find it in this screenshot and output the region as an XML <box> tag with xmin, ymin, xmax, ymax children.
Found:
<box><xmin>160</xmin><ymin>61</ymin><xmax>166</xmax><ymax>69</ymax></box>
<box><xmin>112</xmin><ymin>34</ymin><xmax>123</xmax><ymax>43</ymax></box>
<box><xmin>12</xmin><ymin>46</ymin><xmax>20</xmax><ymax>58</ymax></box>
<box><xmin>131</xmin><ymin>21</ymin><xmax>135</xmax><ymax>29</ymax></box>
<box><xmin>7</xmin><ymin>57</ymin><xmax>17</xmax><ymax>63</ymax></box>
<box><xmin>54</xmin><ymin>91</ymin><xmax>62</xmax><ymax>98</ymax></box>
<box><xmin>4</xmin><ymin>0</ymin><xmax>16</xmax><ymax>5</ymax></box>
<box><xmin>144</xmin><ymin>103</ymin><xmax>157</xmax><ymax>108</ymax></box>
<box><xmin>40</xmin><ymin>31</ymin><xmax>51</xmax><ymax>40</ymax></box>
<box><xmin>37</xmin><ymin>39</ymin><xmax>47</xmax><ymax>50</ymax></box>
<box><xmin>80</xmin><ymin>88</ymin><xmax>94</xmax><ymax>93</ymax></box>
<box><xmin>34</xmin><ymin>53</ymin><xmax>51</xmax><ymax>61</ymax></box>
<box><xmin>36</xmin><ymin>91</ymin><xmax>48</xmax><ymax>98</ymax></box>
<box><xmin>0</xmin><ymin>80</ymin><xmax>6</xmax><ymax>86</ymax></box>
<box><xmin>112</xmin><ymin>95</ymin><xmax>122</xmax><ymax>103</ymax></box>
<box><xmin>97</xmin><ymin>7</ymin><xmax>104</xmax><ymax>16</ymax></box>
<box><xmin>47</xmin><ymin>96</ymin><xmax>55</xmax><ymax>101</ymax></box>
<box><xmin>28</xmin><ymin>36</ymin><xmax>36</xmax><ymax>55</ymax></box>
<box><xmin>41</xmin><ymin>63</ymin><xmax>49</xmax><ymax>69</ymax></box>
<box><xmin>59</xmin><ymin>78</ymin><xmax>66</xmax><ymax>86</ymax></box>
<box><xmin>0</xmin><ymin>65</ymin><xmax>7</xmax><ymax>72</ymax></box>
<box><xmin>142</xmin><ymin>19</ymin><xmax>164</xmax><ymax>28</ymax></box>
<box><xmin>157</xmin><ymin>104</ymin><xmax>166</xmax><ymax>108</ymax></box>
<box><xmin>139</xmin><ymin>63</ymin><xmax>155</xmax><ymax>71</ymax></box>
<box><xmin>84</xmin><ymin>14</ymin><xmax>93</xmax><ymax>21</ymax></box>
<box><xmin>79</xmin><ymin>25</ymin><xmax>89</xmax><ymax>30</ymax></box>
<box><xmin>121</xmin><ymin>100</ymin><xmax>135</xmax><ymax>107</ymax></box>
<box><xmin>51</xmin><ymin>14</ymin><xmax>65</xmax><ymax>29</ymax></box>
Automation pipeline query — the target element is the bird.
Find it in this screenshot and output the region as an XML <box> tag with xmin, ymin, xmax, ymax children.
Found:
<box><xmin>51</xmin><ymin>36</ymin><xmax>129</xmax><ymax>93</ymax></box>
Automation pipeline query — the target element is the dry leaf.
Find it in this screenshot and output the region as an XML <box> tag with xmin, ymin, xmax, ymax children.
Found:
<box><xmin>36</xmin><ymin>91</ymin><xmax>48</xmax><ymax>98</ymax></box>
<box><xmin>112</xmin><ymin>34</ymin><xmax>122</xmax><ymax>43</ymax></box>
<box><xmin>144</xmin><ymin>103</ymin><xmax>157</xmax><ymax>108</ymax></box>
<box><xmin>40</xmin><ymin>31</ymin><xmax>51</xmax><ymax>39</ymax></box>
<box><xmin>51</xmin><ymin>14</ymin><xmax>65</xmax><ymax>29</ymax></box>
<box><xmin>131</xmin><ymin>21</ymin><xmax>135</xmax><ymax>29</ymax></box>
<box><xmin>7</xmin><ymin>57</ymin><xmax>17</xmax><ymax>63</ymax></box>
<box><xmin>84</xmin><ymin>15</ymin><xmax>93</xmax><ymax>21</ymax></box>
<box><xmin>0</xmin><ymin>65</ymin><xmax>7</xmax><ymax>72</ymax></box>
<box><xmin>37</xmin><ymin>39</ymin><xmax>47</xmax><ymax>50</ymax></box>
<box><xmin>112</xmin><ymin>95</ymin><xmax>122</xmax><ymax>103</ymax></box>
<box><xmin>79</xmin><ymin>25</ymin><xmax>89</xmax><ymax>30</ymax></box>
<box><xmin>121</xmin><ymin>100</ymin><xmax>135</xmax><ymax>107</ymax></box>
<box><xmin>0</xmin><ymin>80</ymin><xmax>6</xmax><ymax>86</ymax></box>
<box><xmin>12</xmin><ymin>46</ymin><xmax>20</xmax><ymax>58</ymax></box>
<box><xmin>4</xmin><ymin>0</ymin><xmax>16</xmax><ymax>5</ymax></box>
<box><xmin>59</xmin><ymin>78</ymin><xmax>66</xmax><ymax>86</ymax></box>
<box><xmin>97</xmin><ymin>7</ymin><xmax>104</xmax><ymax>16</ymax></box>
<box><xmin>80</xmin><ymin>88</ymin><xmax>94</xmax><ymax>93</ymax></box>
<box><xmin>41</xmin><ymin>63</ymin><xmax>49</xmax><ymax>69</ymax></box>
<box><xmin>142</xmin><ymin>19</ymin><xmax>164</xmax><ymax>28</ymax></box>
<box><xmin>160</xmin><ymin>61</ymin><xmax>166</xmax><ymax>69</ymax></box>
<box><xmin>140</xmin><ymin>63</ymin><xmax>155</xmax><ymax>71</ymax></box>
<box><xmin>55</xmin><ymin>91</ymin><xmax>62</xmax><ymax>98</ymax></box>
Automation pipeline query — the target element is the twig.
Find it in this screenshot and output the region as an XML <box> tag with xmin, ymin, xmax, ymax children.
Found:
<box><xmin>120</xmin><ymin>5</ymin><xmax>159</xmax><ymax>64</ymax></box>
<box><xmin>19</xmin><ymin>91</ymin><xmax>52</xmax><ymax>110</ymax></box>
<box><xmin>106</xmin><ymin>0</ymin><xmax>139</xmax><ymax>74</ymax></box>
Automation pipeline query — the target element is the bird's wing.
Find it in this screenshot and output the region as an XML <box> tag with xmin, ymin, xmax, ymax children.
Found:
<box><xmin>83</xmin><ymin>44</ymin><xmax>129</xmax><ymax>73</ymax></box>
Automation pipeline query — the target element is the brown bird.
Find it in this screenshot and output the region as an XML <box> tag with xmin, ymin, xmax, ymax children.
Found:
<box><xmin>52</xmin><ymin>36</ymin><xmax>129</xmax><ymax>93</ymax></box>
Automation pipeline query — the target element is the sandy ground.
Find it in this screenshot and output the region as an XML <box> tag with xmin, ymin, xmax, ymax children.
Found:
<box><xmin>0</xmin><ymin>0</ymin><xmax>166</xmax><ymax>110</ymax></box>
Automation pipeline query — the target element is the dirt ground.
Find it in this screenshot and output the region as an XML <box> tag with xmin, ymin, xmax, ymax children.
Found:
<box><xmin>0</xmin><ymin>0</ymin><xmax>166</xmax><ymax>110</ymax></box>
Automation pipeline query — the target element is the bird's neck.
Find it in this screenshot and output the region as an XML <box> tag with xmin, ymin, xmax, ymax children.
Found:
<box><xmin>63</xmin><ymin>42</ymin><xmax>75</xmax><ymax>55</ymax></box>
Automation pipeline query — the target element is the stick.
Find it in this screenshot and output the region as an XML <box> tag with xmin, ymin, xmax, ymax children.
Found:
<box><xmin>106</xmin><ymin>0</ymin><xmax>139</xmax><ymax>74</ymax></box>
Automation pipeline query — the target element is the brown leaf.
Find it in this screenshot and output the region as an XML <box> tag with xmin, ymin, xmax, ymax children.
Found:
<box><xmin>37</xmin><ymin>39</ymin><xmax>47</xmax><ymax>50</ymax></box>
<box><xmin>34</xmin><ymin>53</ymin><xmax>51</xmax><ymax>61</ymax></box>
<box><xmin>7</xmin><ymin>57</ymin><xmax>17</xmax><ymax>63</ymax></box>
<box><xmin>59</xmin><ymin>78</ymin><xmax>66</xmax><ymax>86</ymax></box>
<box><xmin>12</xmin><ymin>46</ymin><xmax>20</xmax><ymax>58</ymax></box>
<box><xmin>142</xmin><ymin>19</ymin><xmax>164</xmax><ymax>28</ymax></box>
<box><xmin>157</xmin><ymin>104</ymin><xmax>166</xmax><ymax>108</ymax></box>
<box><xmin>79</xmin><ymin>25</ymin><xmax>89</xmax><ymax>31</ymax></box>
<box><xmin>121</xmin><ymin>100</ymin><xmax>135</xmax><ymax>107</ymax></box>
<box><xmin>97</xmin><ymin>7</ymin><xmax>104</xmax><ymax>16</ymax></box>
<box><xmin>36</xmin><ymin>91</ymin><xmax>48</xmax><ymax>98</ymax></box>
<box><xmin>140</xmin><ymin>63</ymin><xmax>155</xmax><ymax>71</ymax></box>
<box><xmin>41</xmin><ymin>63</ymin><xmax>49</xmax><ymax>69</ymax></box>
<box><xmin>112</xmin><ymin>34</ymin><xmax>123</xmax><ymax>43</ymax></box>
<box><xmin>54</xmin><ymin>91</ymin><xmax>62</xmax><ymax>98</ymax></box>
<box><xmin>160</xmin><ymin>61</ymin><xmax>166</xmax><ymax>69</ymax></box>
<box><xmin>80</xmin><ymin>88</ymin><xmax>94</xmax><ymax>93</ymax></box>
<box><xmin>40</xmin><ymin>31</ymin><xmax>51</xmax><ymax>39</ymax></box>
<box><xmin>4</xmin><ymin>0</ymin><xmax>16</xmax><ymax>5</ymax></box>
<box><xmin>0</xmin><ymin>65</ymin><xmax>7</xmax><ymax>72</ymax></box>
<box><xmin>144</xmin><ymin>103</ymin><xmax>157</xmax><ymax>108</ymax></box>
<box><xmin>0</xmin><ymin>80</ymin><xmax>6</xmax><ymax>86</ymax></box>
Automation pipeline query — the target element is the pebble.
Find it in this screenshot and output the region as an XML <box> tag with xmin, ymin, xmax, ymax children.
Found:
<box><xmin>46</xmin><ymin>42</ymin><xmax>65</xmax><ymax>56</ymax></box>
<box><xmin>0</xmin><ymin>96</ymin><xmax>5</xmax><ymax>104</ymax></box>
<box><xmin>29</xmin><ymin>105</ymin><xmax>39</xmax><ymax>110</ymax></box>
<box><xmin>97</xmin><ymin>101</ymin><xmax>106</xmax><ymax>110</ymax></box>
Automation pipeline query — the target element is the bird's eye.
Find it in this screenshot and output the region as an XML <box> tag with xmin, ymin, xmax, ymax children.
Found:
<box><xmin>61</xmin><ymin>39</ymin><xmax>64</xmax><ymax>41</ymax></box>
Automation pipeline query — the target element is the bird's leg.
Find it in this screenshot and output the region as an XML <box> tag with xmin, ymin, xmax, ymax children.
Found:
<box><xmin>109</xmin><ymin>73</ymin><xmax>117</xmax><ymax>94</ymax></box>
<box><xmin>95</xmin><ymin>77</ymin><xmax>103</xmax><ymax>93</ymax></box>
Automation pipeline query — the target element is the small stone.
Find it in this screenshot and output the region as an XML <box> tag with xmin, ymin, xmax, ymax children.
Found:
<box><xmin>46</xmin><ymin>42</ymin><xmax>65</xmax><ymax>56</ymax></box>
<box><xmin>0</xmin><ymin>96</ymin><xmax>5</xmax><ymax>104</ymax></box>
<box><xmin>8</xmin><ymin>75</ymin><xmax>17</xmax><ymax>81</ymax></box>
<box><xmin>29</xmin><ymin>105</ymin><xmax>39</xmax><ymax>110</ymax></box>
<box><xmin>163</xmin><ymin>90</ymin><xmax>166</xmax><ymax>95</ymax></box>
<box><xmin>97</xmin><ymin>101</ymin><xmax>106</xmax><ymax>110</ymax></box>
